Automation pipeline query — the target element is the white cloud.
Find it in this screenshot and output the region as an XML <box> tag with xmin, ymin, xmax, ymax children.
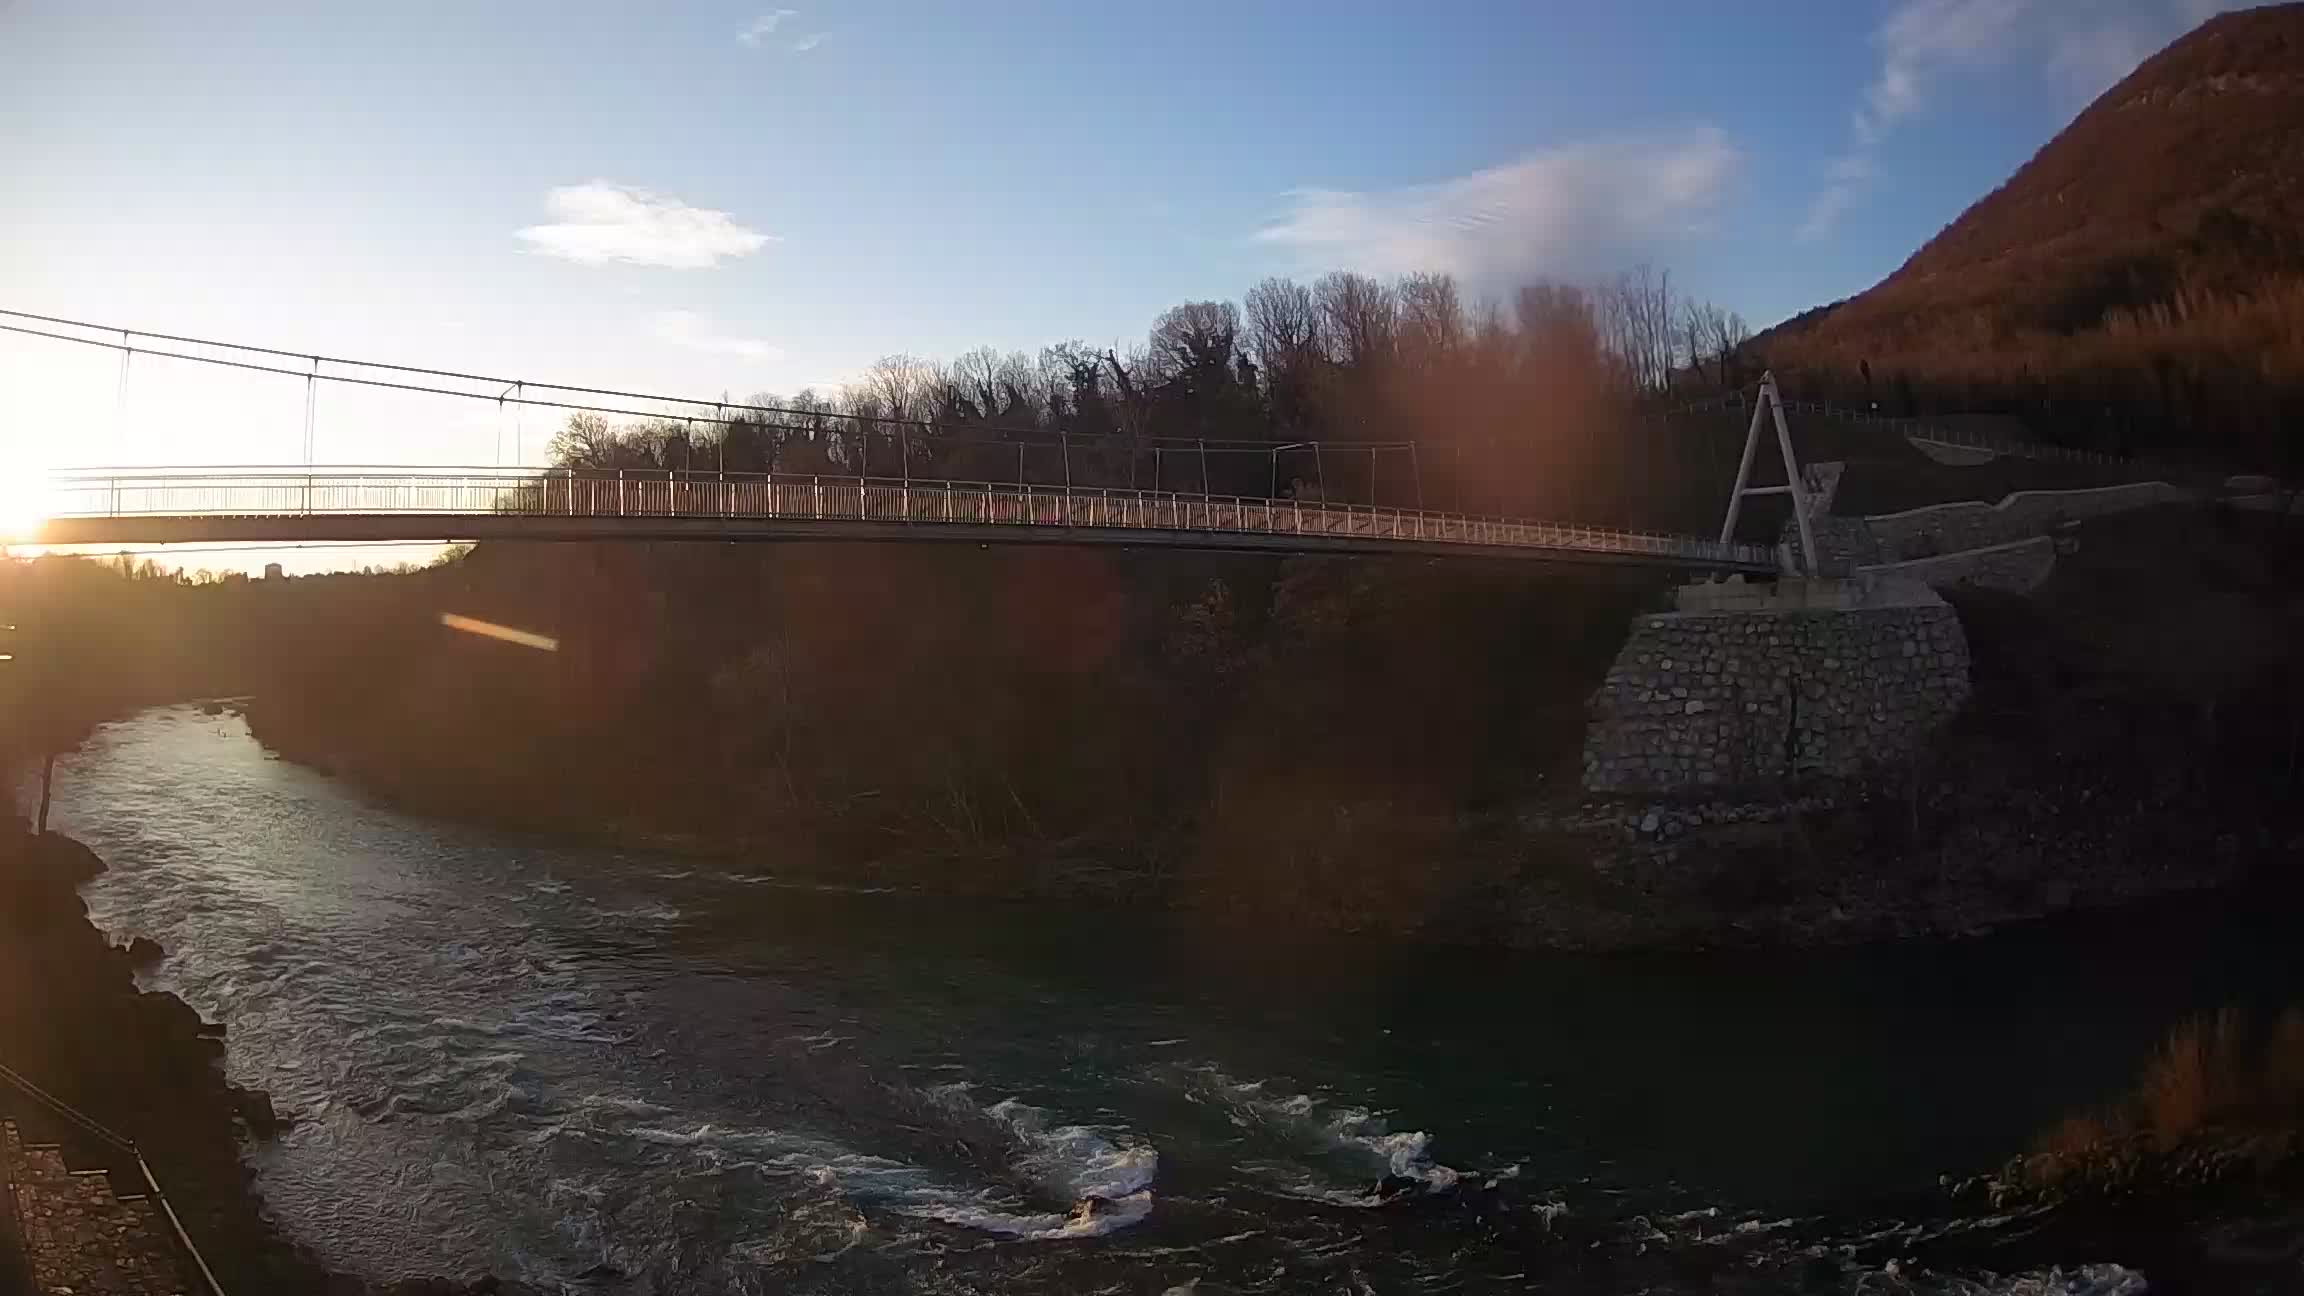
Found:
<box><xmin>650</xmin><ymin>311</ymin><xmax>780</xmax><ymax>360</ymax></box>
<box><xmin>738</xmin><ymin>12</ymin><xmax>826</xmax><ymax>54</ymax></box>
<box><xmin>737</xmin><ymin>10</ymin><xmax>796</xmax><ymax>46</ymax></box>
<box><xmin>1798</xmin><ymin>184</ymin><xmax>1863</xmax><ymax>244</ymax></box>
<box><xmin>1865</xmin><ymin>0</ymin><xmax>2031</xmax><ymax>133</ymax></box>
<box><xmin>1256</xmin><ymin>127</ymin><xmax>1740</xmax><ymax>285</ymax></box>
<box><xmin>516</xmin><ymin>182</ymin><xmax>773</xmax><ymax>269</ymax></box>
<box><xmin>1800</xmin><ymin>0</ymin><xmax>2248</xmax><ymax>240</ymax></box>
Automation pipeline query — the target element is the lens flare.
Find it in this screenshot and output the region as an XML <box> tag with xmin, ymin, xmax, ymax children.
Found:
<box><xmin>439</xmin><ymin>613</ymin><xmax>559</xmax><ymax>652</ymax></box>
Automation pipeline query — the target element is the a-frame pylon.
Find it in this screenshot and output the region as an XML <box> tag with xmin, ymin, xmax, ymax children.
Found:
<box><xmin>1717</xmin><ymin>370</ymin><xmax>1817</xmax><ymax>575</ymax></box>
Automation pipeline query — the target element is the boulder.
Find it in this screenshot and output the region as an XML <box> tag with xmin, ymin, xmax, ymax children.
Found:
<box><xmin>235</xmin><ymin>1087</ymin><xmax>287</xmax><ymax>1139</ymax></box>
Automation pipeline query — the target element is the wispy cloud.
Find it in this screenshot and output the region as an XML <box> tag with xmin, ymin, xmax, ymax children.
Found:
<box><xmin>516</xmin><ymin>182</ymin><xmax>773</xmax><ymax>269</ymax></box>
<box><xmin>737</xmin><ymin>10</ymin><xmax>796</xmax><ymax>46</ymax></box>
<box><xmin>1257</xmin><ymin>127</ymin><xmax>1740</xmax><ymax>286</ymax></box>
<box><xmin>1798</xmin><ymin>185</ymin><xmax>1862</xmax><ymax>245</ymax></box>
<box><xmin>1805</xmin><ymin>0</ymin><xmax>2028</xmax><ymax>241</ymax></box>
<box><xmin>1802</xmin><ymin>0</ymin><xmax>2250</xmax><ymax>240</ymax></box>
<box><xmin>738</xmin><ymin>11</ymin><xmax>827</xmax><ymax>53</ymax></box>
<box><xmin>1869</xmin><ymin>0</ymin><xmax>2031</xmax><ymax>131</ymax></box>
<box><xmin>649</xmin><ymin>311</ymin><xmax>780</xmax><ymax>359</ymax></box>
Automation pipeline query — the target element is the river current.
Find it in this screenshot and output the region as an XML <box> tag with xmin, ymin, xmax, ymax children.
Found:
<box><xmin>47</xmin><ymin>706</ymin><xmax>2295</xmax><ymax>1293</ymax></box>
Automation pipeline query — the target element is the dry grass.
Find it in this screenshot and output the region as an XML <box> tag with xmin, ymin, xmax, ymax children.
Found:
<box><xmin>2003</xmin><ymin>1005</ymin><xmax>2304</xmax><ymax>1201</ymax></box>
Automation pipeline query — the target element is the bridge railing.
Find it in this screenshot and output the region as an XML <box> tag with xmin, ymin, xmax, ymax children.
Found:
<box><xmin>39</xmin><ymin>468</ymin><xmax>1778</xmax><ymax>569</ymax></box>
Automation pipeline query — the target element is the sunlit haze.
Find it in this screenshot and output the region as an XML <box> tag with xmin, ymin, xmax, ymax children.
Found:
<box><xmin>0</xmin><ymin>0</ymin><xmax>2252</xmax><ymax>569</ymax></box>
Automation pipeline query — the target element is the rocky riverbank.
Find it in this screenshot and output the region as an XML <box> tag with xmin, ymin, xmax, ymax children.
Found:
<box><xmin>0</xmin><ymin>821</ymin><xmax>535</xmax><ymax>1295</ymax></box>
<box><xmin>1492</xmin><ymin>770</ymin><xmax>2291</xmax><ymax>951</ymax></box>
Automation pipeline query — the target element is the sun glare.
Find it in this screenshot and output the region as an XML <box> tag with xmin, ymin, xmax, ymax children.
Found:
<box><xmin>0</xmin><ymin>459</ymin><xmax>60</xmax><ymax>544</ymax></box>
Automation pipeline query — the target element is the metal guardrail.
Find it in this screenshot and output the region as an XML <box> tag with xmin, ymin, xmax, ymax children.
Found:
<box><xmin>1662</xmin><ymin>393</ymin><xmax>2176</xmax><ymax>472</ymax></box>
<box><xmin>36</xmin><ymin>468</ymin><xmax>1781</xmax><ymax>570</ymax></box>
<box><xmin>1773</xmin><ymin>400</ymin><xmax>2145</xmax><ymax>469</ymax></box>
<box><xmin>0</xmin><ymin>1056</ymin><xmax>228</xmax><ymax>1296</ymax></box>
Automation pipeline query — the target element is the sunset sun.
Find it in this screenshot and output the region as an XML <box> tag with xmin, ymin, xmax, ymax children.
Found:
<box><xmin>0</xmin><ymin>461</ymin><xmax>57</xmax><ymax>544</ymax></box>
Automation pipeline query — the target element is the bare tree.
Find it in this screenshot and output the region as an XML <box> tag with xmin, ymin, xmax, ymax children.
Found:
<box><xmin>949</xmin><ymin>346</ymin><xmax>1007</xmax><ymax>419</ymax></box>
<box><xmin>773</xmin><ymin>388</ymin><xmax>841</xmax><ymax>459</ymax></box>
<box><xmin>1243</xmin><ymin>277</ymin><xmax>1320</xmax><ymax>387</ymax></box>
<box><xmin>550</xmin><ymin>412</ymin><xmax>621</xmax><ymax>468</ymax></box>
<box><xmin>1397</xmin><ymin>272</ymin><xmax>1468</xmax><ymax>369</ymax></box>
<box><xmin>1717</xmin><ymin>309</ymin><xmax>1752</xmax><ymax>388</ymax></box>
<box><xmin>1314</xmin><ymin>271</ymin><xmax>1398</xmax><ymax>370</ymax></box>
<box><xmin>945</xmin><ymin>348</ymin><xmax>1042</xmax><ymax>424</ymax></box>
<box><xmin>1146</xmin><ymin>301</ymin><xmax>1243</xmax><ymax>382</ymax></box>
<box><xmin>863</xmin><ymin>353</ymin><xmax>942</xmax><ymax>426</ymax></box>
<box><xmin>1682</xmin><ymin>300</ymin><xmax>1724</xmax><ymax>387</ymax></box>
<box><xmin>1596</xmin><ymin>265</ymin><xmax>1682</xmax><ymax>395</ymax></box>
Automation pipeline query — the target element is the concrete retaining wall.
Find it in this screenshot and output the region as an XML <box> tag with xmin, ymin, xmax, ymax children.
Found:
<box><xmin>1858</xmin><ymin>535</ymin><xmax>2057</xmax><ymax>595</ymax></box>
<box><xmin>1583</xmin><ymin>584</ymin><xmax>1970</xmax><ymax>795</ymax></box>
<box><xmin>1863</xmin><ymin>482</ymin><xmax>2190</xmax><ymax>560</ymax></box>
<box><xmin>1907</xmin><ymin>437</ymin><xmax>2001</xmax><ymax>466</ymax></box>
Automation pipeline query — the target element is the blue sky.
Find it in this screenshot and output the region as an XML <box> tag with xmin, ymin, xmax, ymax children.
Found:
<box><xmin>0</xmin><ymin>0</ymin><xmax>2252</xmax><ymax>563</ymax></box>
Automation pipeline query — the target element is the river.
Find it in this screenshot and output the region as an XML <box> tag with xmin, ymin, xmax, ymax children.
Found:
<box><xmin>44</xmin><ymin>705</ymin><xmax>2299</xmax><ymax>1293</ymax></box>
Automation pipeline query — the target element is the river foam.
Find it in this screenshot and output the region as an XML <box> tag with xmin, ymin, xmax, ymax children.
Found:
<box><xmin>601</xmin><ymin>1081</ymin><xmax>1160</xmax><ymax>1244</ymax></box>
<box><xmin>1173</xmin><ymin>1065</ymin><xmax>1465</xmax><ymax>1203</ymax></box>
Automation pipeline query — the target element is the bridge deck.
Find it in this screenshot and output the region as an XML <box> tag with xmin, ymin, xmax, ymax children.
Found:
<box><xmin>27</xmin><ymin>470</ymin><xmax>1780</xmax><ymax>572</ymax></box>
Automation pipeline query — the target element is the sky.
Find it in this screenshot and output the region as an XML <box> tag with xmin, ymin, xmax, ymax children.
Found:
<box><xmin>0</xmin><ymin>0</ymin><xmax>2257</xmax><ymax>569</ymax></box>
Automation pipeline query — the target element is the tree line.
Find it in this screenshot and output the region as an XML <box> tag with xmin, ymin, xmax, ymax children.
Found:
<box><xmin>551</xmin><ymin>266</ymin><xmax>1754</xmax><ymax>528</ymax></box>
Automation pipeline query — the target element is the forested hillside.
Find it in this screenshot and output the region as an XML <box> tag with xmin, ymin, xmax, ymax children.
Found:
<box><xmin>1758</xmin><ymin>4</ymin><xmax>2304</xmax><ymax>471</ymax></box>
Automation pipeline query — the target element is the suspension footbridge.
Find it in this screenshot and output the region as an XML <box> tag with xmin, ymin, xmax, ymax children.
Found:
<box><xmin>0</xmin><ymin>309</ymin><xmax>1798</xmax><ymax>573</ymax></box>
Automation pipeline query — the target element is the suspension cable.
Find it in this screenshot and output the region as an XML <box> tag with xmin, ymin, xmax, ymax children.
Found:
<box><xmin>0</xmin><ymin>308</ymin><xmax>1417</xmax><ymax>451</ymax></box>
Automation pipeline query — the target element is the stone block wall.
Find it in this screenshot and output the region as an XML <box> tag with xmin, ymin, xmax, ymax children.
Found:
<box><xmin>1801</xmin><ymin>516</ymin><xmax>1883</xmax><ymax>574</ymax></box>
<box><xmin>1802</xmin><ymin>461</ymin><xmax>1846</xmax><ymax>515</ymax></box>
<box><xmin>2</xmin><ymin>1121</ymin><xmax>189</xmax><ymax>1296</ymax></box>
<box><xmin>1583</xmin><ymin>599</ymin><xmax>1970</xmax><ymax>795</ymax></box>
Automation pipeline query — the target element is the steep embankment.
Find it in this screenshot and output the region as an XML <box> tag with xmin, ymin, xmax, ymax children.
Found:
<box><xmin>229</xmin><ymin>497</ymin><xmax>2304</xmax><ymax>949</ymax></box>
<box><xmin>0</xmin><ymin>824</ymin><xmax>533</xmax><ymax>1294</ymax></box>
<box><xmin>235</xmin><ymin>539</ymin><xmax>1660</xmax><ymax>926</ymax></box>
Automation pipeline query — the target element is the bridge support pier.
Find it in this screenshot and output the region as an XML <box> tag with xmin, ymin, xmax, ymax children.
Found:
<box><xmin>1581</xmin><ymin>576</ymin><xmax>1971</xmax><ymax>795</ymax></box>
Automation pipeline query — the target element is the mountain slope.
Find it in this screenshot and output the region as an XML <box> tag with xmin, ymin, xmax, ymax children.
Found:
<box><xmin>1759</xmin><ymin>4</ymin><xmax>2304</xmax><ymax>466</ymax></box>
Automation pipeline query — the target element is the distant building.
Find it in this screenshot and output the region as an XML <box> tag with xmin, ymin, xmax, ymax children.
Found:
<box><xmin>263</xmin><ymin>562</ymin><xmax>285</xmax><ymax>581</ymax></box>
